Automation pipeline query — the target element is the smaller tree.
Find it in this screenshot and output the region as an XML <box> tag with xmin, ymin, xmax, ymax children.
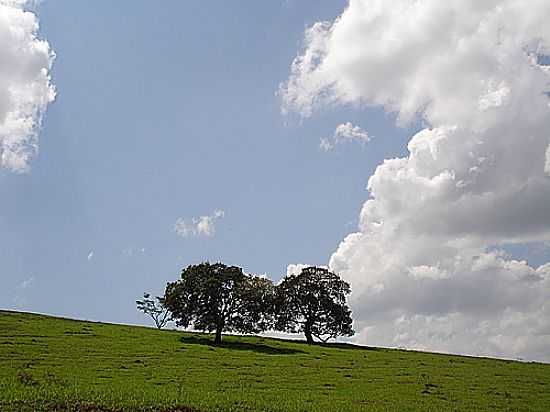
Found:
<box><xmin>136</xmin><ymin>292</ymin><xmax>171</xmax><ymax>330</ymax></box>
<box><xmin>275</xmin><ymin>266</ymin><xmax>354</xmax><ymax>344</ymax></box>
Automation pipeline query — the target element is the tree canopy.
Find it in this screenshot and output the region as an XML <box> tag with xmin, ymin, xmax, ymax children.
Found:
<box><xmin>275</xmin><ymin>266</ymin><xmax>354</xmax><ymax>344</ymax></box>
<box><xmin>163</xmin><ymin>262</ymin><xmax>275</xmax><ymax>344</ymax></box>
<box><xmin>145</xmin><ymin>262</ymin><xmax>354</xmax><ymax>345</ymax></box>
<box><xmin>136</xmin><ymin>293</ymin><xmax>171</xmax><ymax>330</ymax></box>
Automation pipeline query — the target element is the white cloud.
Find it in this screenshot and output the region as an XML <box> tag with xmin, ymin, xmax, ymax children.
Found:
<box><xmin>19</xmin><ymin>276</ymin><xmax>34</xmax><ymax>289</ymax></box>
<box><xmin>121</xmin><ymin>246</ymin><xmax>146</xmax><ymax>256</ymax></box>
<box><xmin>87</xmin><ymin>251</ymin><xmax>94</xmax><ymax>261</ymax></box>
<box><xmin>320</xmin><ymin>122</ymin><xmax>370</xmax><ymax>151</ymax></box>
<box><xmin>13</xmin><ymin>276</ymin><xmax>34</xmax><ymax>308</ymax></box>
<box><xmin>335</xmin><ymin>122</ymin><xmax>370</xmax><ymax>143</ymax></box>
<box><xmin>319</xmin><ymin>137</ymin><xmax>334</xmax><ymax>152</ymax></box>
<box><xmin>286</xmin><ymin>263</ymin><xmax>311</xmax><ymax>277</ymax></box>
<box><xmin>0</xmin><ymin>0</ymin><xmax>55</xmax><ymax>172</ymax></box>
<box><xmin>283</xmin><ymin>0</ymin><xmax>550</xmax><ymax>361</ymax></box>
<box><xmin>174</xmin><ymin>209</ymin><xmax>225</xmax><ymax>238</ymax></box>
<box><xmin>407</xmin><ymin>265</ymin><xmax>449</xmax><ymax>280</ymax></box>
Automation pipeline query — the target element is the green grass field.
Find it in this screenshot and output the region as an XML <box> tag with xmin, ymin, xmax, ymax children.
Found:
<box><xmin>1</xmin><ymin>310</ymin><xmax>549</xmax><ymax>411</ymax></box>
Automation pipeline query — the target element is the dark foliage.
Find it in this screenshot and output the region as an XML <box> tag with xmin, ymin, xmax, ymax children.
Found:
<box><xmin>164</xmin><ymin>262</ymin><xmax>275</xmax><ymax>344</ymax></box>
<box><xmin>136</xmin><ymin>293</ymin><xmax>171</xmax><ymax>330</ymax></box>
<box><xmin>275</xmin><ymin>266</ymin><xmax>354</xmax><ymax>344</ymax></box>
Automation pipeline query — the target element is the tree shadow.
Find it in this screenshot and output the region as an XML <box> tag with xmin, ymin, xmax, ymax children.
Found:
<box><xmin>317</xmin><ymin>342</ymin><xmax>382</xmax><ymax>351</ymax></box>
<box><xmin>179</xmin><ymin>335</ymin><xmax>305</xmax><ymax>355</ymax></box>
<box><xmin>258</xmin><ymin>337</ymin><xmax>382</xmax><ymax>352</ymax></box>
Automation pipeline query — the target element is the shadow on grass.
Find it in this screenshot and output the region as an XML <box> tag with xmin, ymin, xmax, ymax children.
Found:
<box><xmin>253</xmin><ymin>337</ymin><xmax>381</xmax><ymax>352</ymax></box>
<box><xmin>317</xmin><ymin>342</ymin><xmax>382</xmax><ymax>351</ymax></box>
<box><xmin>179</xmin><ymin>335</ymin><xmax>305</xmax><ymax>355</ymax></box>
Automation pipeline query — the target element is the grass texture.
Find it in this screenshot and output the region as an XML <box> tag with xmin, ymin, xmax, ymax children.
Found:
<box><xmin>1</xmin><ymin>310</ymin><xmax>549</xmax><ymax>411</ymax></box>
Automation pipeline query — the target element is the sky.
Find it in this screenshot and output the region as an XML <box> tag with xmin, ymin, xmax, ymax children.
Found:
<box><xmin>1</xmin><ymin>0</ymin><xmax>550</xmax><ymax>363</ymax></box>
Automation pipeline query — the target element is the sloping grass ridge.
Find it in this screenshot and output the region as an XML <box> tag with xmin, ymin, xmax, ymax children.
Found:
<box><xmin>1</xmin><ymin>310</ymin><xmax>549</xmax><ymax>411</ymax></box>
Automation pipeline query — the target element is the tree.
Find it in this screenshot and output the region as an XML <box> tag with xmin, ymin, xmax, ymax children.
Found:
<box><xmin>136</xmin><ymin>292</ymin><xmax>171</xmax><ymax>330</ymax></box>
<box><xmin>275</xmin><ymin>266</ymin><xmax>354</xmax><ymax>344</ymax></box>
<box><xmin>163</xmin><ymin>262</ymin><xmax>275</xmax><ymax>344</ymax></box>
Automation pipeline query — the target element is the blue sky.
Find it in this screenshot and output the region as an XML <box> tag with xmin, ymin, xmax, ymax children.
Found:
<box><xmin>3</xmin><ymin>0</ymin><xmax>550</xmax><ymax>362</ymax></box>
<box><xmin>1</xmin><ymin>1</ymin><xmax>412</xmax><ymax>323</ymax></box>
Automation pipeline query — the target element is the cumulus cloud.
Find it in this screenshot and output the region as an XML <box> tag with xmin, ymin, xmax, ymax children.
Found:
<box><xmin>335</xmin><ymin>122</ymin><xmax>370</xmax><ymax>143</ymax></box>
<box><xmin>174</xmin><ymin>209</ymin><xmax>225</xmax><ymax>238</ymax></box>
<box><xmin>320</xmin><ymin>122</ymin><xmax>370</xmax><ymax>151</ymax></box>
<box><xmin>0</xmin><ymin>0</ymin><xmax>55</xmax><ymax>172</ymax></box>
<box><xmin>282</xmin><ymin>0</ymin><xmax>550</xmax><ymax>361</ymax></box>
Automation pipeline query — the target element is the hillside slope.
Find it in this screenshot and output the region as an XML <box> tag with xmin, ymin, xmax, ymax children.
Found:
<box><xmin>1</xmin><ymin>311</ymin><xmax>549</xmax><ymax>411</ymax></box>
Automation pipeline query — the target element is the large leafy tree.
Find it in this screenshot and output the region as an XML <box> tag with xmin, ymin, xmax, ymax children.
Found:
<box><xmin>276</xmin><ymin>266</ymin><xmax>354</xmax><ymax>344</ymax></box>
<box><xmin>164</xmin><ymin>262</ymin><xmax>275</xmax><ymax>344</ymax></box>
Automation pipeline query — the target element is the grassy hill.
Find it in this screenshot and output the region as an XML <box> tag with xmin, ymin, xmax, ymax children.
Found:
<box><xmin>1</xmin><ymin>311</ymin><xmax>549</xmax><ymax>412</ymax></box>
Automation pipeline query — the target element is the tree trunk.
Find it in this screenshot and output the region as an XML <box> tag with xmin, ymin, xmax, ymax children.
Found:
<box><xmin>214</xmin><ymin>323</ymin><xmax>223</xmax><ymax>345</ymax></box>
<box><xmin>304</xmin><ymin>320</ymin><xmax>314</xmax><ymax>345</ymax></box>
